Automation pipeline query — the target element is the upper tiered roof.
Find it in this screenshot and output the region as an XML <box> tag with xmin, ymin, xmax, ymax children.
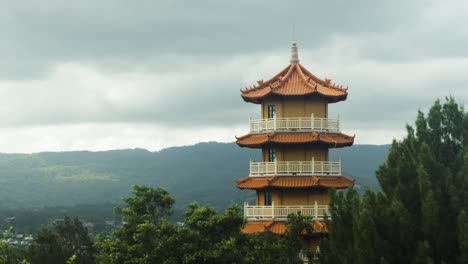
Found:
<box><xmin>241</xmin><ymin>42</ymin><xmax>348</xmax><ymax>104</ymax></box>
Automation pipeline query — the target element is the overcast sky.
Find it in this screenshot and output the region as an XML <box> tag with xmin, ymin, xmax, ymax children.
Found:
<box><xmin>1</xmin><ymin>0</ymin><xmax>468</xmax><ymax>153</ymax></box>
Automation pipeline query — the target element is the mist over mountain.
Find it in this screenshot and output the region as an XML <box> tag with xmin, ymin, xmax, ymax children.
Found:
<box><xmin>0</xmin><ymin>142</ymin><xmax>390</xmax><ymax>211</ymax></box>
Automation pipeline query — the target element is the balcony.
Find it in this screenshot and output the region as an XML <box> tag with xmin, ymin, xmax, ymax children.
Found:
<box><xmin>249</xmin><ymin>116</ymin><xmax>340</xmax><ymax>133</ymax></box>
<box><xmin>249</xmin><ymin>159</ymin><xmax>341</xmax><ymax>176</ymax></box>
<box><xmin>244</xmin><ymin>201</ymin><xmax>329</xmax><ymax>220</ymax></box>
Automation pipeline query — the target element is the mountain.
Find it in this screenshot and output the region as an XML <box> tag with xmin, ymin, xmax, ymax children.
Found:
<box><xmin>0</xmin><ymin>142</ymin><xmax>390</xmax><ymax>211</ymax></box>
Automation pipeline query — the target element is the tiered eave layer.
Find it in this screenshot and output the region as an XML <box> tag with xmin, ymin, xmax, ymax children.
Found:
<box><xmin>236</xmin><ymin>176</ymin><xmax>354</xmax><ymax>190</ymax></box>
<box><xmin>236</xmin><ymin>132</ymin><xmax>354</xmax><ymax>148</ymax></box>
<box><xmin>241</xmin><ymin>63</ymin><xmax>348</xmax><ymax>104</ymax></box>
<box><xmin>242</xmin><ymin>220</ymin><xmax>328</xmax><ymax>235</ymax></box>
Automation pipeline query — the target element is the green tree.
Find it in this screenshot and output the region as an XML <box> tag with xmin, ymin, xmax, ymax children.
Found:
<box><xmin>27</xmin><ymin>216</ymin><xmax>94</xmax><ymax>264</ymax></box>
<box><xmin>95</xmin><ymin>185</ymin><xmax>176</xmax><ymax>264</ymax></box>
<box><xmin>174</xmin><ymin>204</ymin><xmax>309</xmax><ymax>264</ymax></box>
<box><xmin>177</xmin><ymin>203</ymin><xmax>245</xmax><ymax>264</ymax></box>
<box><xmin>319</xmin><ymin>188</ymin><xmax>359</xmax><ymax>264</ymax></box>
<box><xmin>55</xmin><ymin>216</ymin><xmax>95</xmax><ymax>264</ymax></box>
<box><xmin>0</xmin><ymin>227</ymin><xmax>27</xmax><ymax>264</ymax></box>
<box><xmin>27</xmin><ymin>228</ymin><xmax>66</xmax><ymax>264</ymax></box>
<box><xmin>0</xmin><ymin>228</ymin><xmax>12</xmax><ymax>264</ymax></box>
<box><xmin>320</xmin><ymin>97</ymin><xmax>468</xmax><ymax>264</ymax></box>
<box><xmin>95</xmin><ymin>184</ymin><xmax>312</xmax><ymax>264</ymax></box>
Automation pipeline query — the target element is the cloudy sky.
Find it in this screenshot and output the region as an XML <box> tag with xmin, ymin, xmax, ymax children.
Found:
<box><xmin>1</xmin><ymin>0</ymin><xmax>468</xmax><ymax>153</ymax></box>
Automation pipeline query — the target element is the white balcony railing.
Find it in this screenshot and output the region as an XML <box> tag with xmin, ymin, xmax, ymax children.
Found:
<box><xmin>249</xmin><ymin>159</ymin><xmax>341</xmax><ymax>176</ymax></box>
<box><xmin>244</xmin><ymin>201</ymin><xmax>329</xmax><ymax>220</ymax></box>
<box><xmin>249</xmin><ymin>115</ymin><xmax>340</xmax><ymax>133</ymax></box>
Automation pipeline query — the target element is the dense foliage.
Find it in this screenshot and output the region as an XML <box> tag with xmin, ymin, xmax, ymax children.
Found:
<box><xmin>1</xmin><ymin>228</ymin><xmax>26</xmax><ymax>264</ymax></box>
<box><xmin>320</xmin><ymin>97</ymin><xmax>468</xmax><ymax>264</ymax></box>
<box><xmin>27</xmin><ymin>216</ymin><xmax>95</xmax><ymax>264</ymax></box>
<box><xmin>2</xmin><ymin>185</ymin><xmax>312</xmax><ymax>263</ymax></box>
<box><xmin>95</xmin><ymin>185</ymin><xmax>310</xmax><ymax>264</ymax></box>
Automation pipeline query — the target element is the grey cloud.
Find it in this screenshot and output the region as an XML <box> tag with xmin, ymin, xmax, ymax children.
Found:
<box><xmin>1</xmin><ymin>0</ymin><xmax>426</xmax><ymax>79</ymax></box>
<box><xmin>0</xmin><ymin>58</ymin><xmax>259</xmax><ymax>128</ymax></box>
<box><xmin>2</xmin><ymin>49</ymin><xmax>467</xmax><ymax>131</ymax></box>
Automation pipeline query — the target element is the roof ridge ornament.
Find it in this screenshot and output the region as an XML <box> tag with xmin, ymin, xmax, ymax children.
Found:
<box><xmin>290</xmin><ymin>41</ymin><xmax>299</xmax><ymax>64</ymax></box>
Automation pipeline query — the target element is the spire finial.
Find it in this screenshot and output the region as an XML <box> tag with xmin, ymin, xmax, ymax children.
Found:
<box><xmin>290</xmin><ymin>40</ymin><xmax>299</xmax><ymax>64</ymax></box>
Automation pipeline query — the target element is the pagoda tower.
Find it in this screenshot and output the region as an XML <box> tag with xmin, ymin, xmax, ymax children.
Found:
<box><xmin>235</xmin><ymin>42</ymin><xmax>355</xmax><ymax>251</ymax></box>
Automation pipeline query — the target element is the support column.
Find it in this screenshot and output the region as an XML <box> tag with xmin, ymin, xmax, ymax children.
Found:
<box><xmin>272</xmin><ymin>201</ymin><xmax>275</xmax><ymax>219</ymax></box>
<box><xmin>314</xmin><ymin>201</ymin><xmax>318</xmax><ymax>219</ymax></box>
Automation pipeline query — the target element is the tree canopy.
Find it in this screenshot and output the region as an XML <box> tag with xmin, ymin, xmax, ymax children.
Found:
<box><xmin>320</xmin><ymin>97</ymin><xmax>468</xmax><ymax>264</ymax></box>
<box><xmin>27</xmin><ymin>215</ymin><xmax>95</xmax><ymax>264</ymax></box>
<box><xmin>95</xmin><ymin>184</ymin><xmax>312</xmax><ymax>264</ymax></box>
<box><xmin>2</xmin><ymin>185</ymin><xmax>313</xmax><ymax>263</ymax></box>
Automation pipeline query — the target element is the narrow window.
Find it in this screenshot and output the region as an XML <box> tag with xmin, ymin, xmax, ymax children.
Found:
<box><xmin>264</xmin><ymin>191</ymin><xmax>272</xmax><ymax>206</ymax></box>
<box><xmin>268</xmin><ymin>148</ymin><xmax>276</xmax><ymax>162</ymax></box>
<box><xmin>268</xmin><ymin>105</ymin><xmax>276</xmax><ymax>118</ymax></box>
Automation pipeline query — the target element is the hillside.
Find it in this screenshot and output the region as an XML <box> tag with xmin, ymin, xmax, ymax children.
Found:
<box><xmin>0</xmin><ymin>142</ymin><xmax>390</xmax><ymax>211</ymax></box>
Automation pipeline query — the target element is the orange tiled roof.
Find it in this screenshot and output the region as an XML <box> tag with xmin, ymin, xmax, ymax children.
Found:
<box><xmin>241</xmin><ymin>64</ymin><xmax>348</xmax><ymax>104</ymax></box>
<box><xmin>236</xmin><ymin>132</ymin><xmax>354</xmax><ymax>148</ymax></box>
<box><xmin>236</xmin><ymin>176</ymin><xmax>354</xmax><ymax>190</ymax></box>
<box><xmin>241</xmin><ymin>220</ymin><xmax>328</xmax><ymax>235</ymax></box>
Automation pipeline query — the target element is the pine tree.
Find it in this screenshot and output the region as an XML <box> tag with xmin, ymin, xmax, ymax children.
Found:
<box><xmin>320</xmin><ymin>97</ymin><xmax>468</xmax><ymax>264</ymax></box>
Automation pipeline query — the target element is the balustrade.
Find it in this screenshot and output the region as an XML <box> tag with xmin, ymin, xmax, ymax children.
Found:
<box><xmin>243</xmin><ymin>201</ymin><xmax>329</xmax><ymax>219</ymax></box>
<box><xmin>249</xmin><ymin>159</ymin><xmax>341</xmax><ymax>176</ymax></box>
<box><xmin>249</xmin><ymin>115</ymin><xmax>340</xmax><ymax>133</ymax></box>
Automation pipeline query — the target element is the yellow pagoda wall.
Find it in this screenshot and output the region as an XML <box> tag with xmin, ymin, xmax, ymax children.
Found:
<box><xmin>280</xmin><ymin>147</ymin><xmax>328</xmax><ymax>162</ymax></box>
<box><xmin>279</xmin><ymin>189</ymin><xmax>329</xmax><ymax>205</ymax></box>
<box><xmin>255</xmin><ymin>189</ymin><xmax>329</xmax><ymax>206</ymax></box>
<box><xmin>256</xmin><ymin>192</ymin><xmax>264</xmax><ymax>206</ymax></box>
<box><xmin>261</xmin><ymin>98</ymin><xmax>328</xmax><ymax>118</ymax></box>
<box><xmin>262</xmin><ymin>147</ymin><xmax>329</xmax><ymax>162</ymax></box>
<box><xmin>283</xmin><ymin>98</ymin><xmax>327</xmax><ymax>118</ymax></box>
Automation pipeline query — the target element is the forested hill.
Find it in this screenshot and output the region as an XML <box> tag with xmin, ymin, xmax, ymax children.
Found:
<box><xmin>0</xmin><ymin>142</ymin><xmax>390</xmax><ymax>210</ymax></box>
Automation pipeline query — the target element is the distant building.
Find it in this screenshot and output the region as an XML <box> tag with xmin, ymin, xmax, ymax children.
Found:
<box><xmin>3</xmin><ymin>216</ymin><xmax>15</xmax><ymax>223</ymax></box>
<box><xmin>51</xmin><ymin>218</ymin><xmax>64</xmax><ymax>225</ymax></box>
<box><xmin>235</xmin><ymin>42</ymin><xmax>355</xmax><ymax>256</ymax></box>
<box><xmin>83</xmin><ymin>221</ymin><xmax>95</xmax><ymax>229</ymax></box>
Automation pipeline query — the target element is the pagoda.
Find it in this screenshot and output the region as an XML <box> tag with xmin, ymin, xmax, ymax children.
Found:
<box><xmin>235</xmin><ymin>41</ymin><xmax>355</xmax><ymax>252</ymax></box>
